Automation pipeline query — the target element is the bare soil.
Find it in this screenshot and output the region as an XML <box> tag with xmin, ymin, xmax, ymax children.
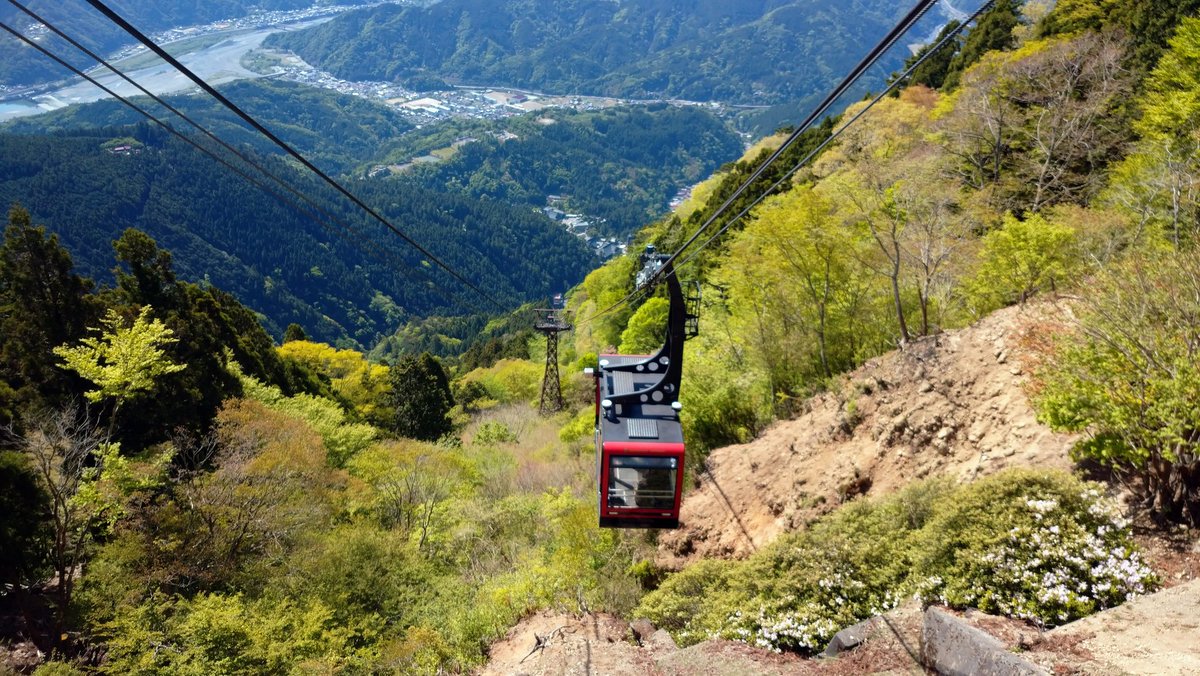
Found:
<box><xmin>658</xmin><ymin>303</ymin><xmax>1075</xmax><ymax>568</ymax></box>
<box><xmin>478</xmin><ymin>607</ymin><xmax>926</xmax><ymax>676</ymax></box>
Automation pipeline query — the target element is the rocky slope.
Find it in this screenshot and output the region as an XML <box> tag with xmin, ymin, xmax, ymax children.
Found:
<box><xmin>659</xmin><ymin>302</ymin><xmax>1077</xmax><ymax>568</ymax></box>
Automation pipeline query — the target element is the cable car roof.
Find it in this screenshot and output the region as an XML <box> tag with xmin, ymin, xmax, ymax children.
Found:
<box><xmin>597</xmin><ymin>354</ymin><xmax>683</xmax><ymax>445</ymax></box>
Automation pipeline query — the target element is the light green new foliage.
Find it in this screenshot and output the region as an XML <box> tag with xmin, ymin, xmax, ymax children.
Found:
<box><xmin>236</xmin><ymin>363</ymin><xmax>376</xmax><ymax>467</ymax></box>
<box><xmin>619</xmin><ymin>297</ymin><xmax>669</xmax><ymax>353</ymax></box>
<box><xmin>101</xmin><ymin>592</ymin><xmax>367</xmax><ymax>675</ymax></box>
<box><xmin>1034</xmin><ymin>250</ymin><xmax>1200</xmax><ymax>524</ymax></box>
<box><xmin>31</xmin><ymin>663</ymin><xmax>84</xmax><ymax>676</ymax></box>
<box><xmin>1105</xmin><ymin>18</ymin><xmax>1200</xmax><ymax>248</ymax></box>
<box><xmin>455</xmin><ymin>358</ymin><xmax>542</xmax><ymax>406</ymax></box>
<box><xmin>968</xmin><ymin>212</ymin><xmax>1077</xmax><ymax>311</ymax></box>
<box><xmin>1138</xmin><ymin>17</ymin><xmax>1200</xmax><ymax>143</ymax></box>
<box><xmin>53</xmin><ymin>306</ymin><xmax>185</xmax><ymax>406</ymax></box>
<box><xmin>558</xmin><ymin>407</ymin><xmax>595</xmax><ymax>443</ymax></box>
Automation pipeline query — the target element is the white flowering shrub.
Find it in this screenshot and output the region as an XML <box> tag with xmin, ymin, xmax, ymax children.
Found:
<box><xmin>915</xmin><ymin>472</ymin><xmax>1155</xmax><ymax>627</ymax></box>
<box><xmin>717</xmin><ymin>571</ymin><xmax>905</xmax><ymax>653</ymax></box>
<box><xmin>636</xmin><ymin>470</ymin><xmax>1155</xmax><ymax>653</ymax></box>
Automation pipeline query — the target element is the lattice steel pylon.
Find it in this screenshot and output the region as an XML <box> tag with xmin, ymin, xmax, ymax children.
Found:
<box><xmin>535</xmin><ymin>308</ymin><xmax>572</xmax><ymax>415</ymax></box>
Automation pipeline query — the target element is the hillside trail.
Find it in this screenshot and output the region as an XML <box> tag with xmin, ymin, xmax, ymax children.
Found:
<box><xmin>658</xmin><ymin>302</ymin><xmax>1076</xmax><ymax>568</ymax></box>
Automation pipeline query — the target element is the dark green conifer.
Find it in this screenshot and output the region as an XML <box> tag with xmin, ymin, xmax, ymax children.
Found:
<box><xmin>943</xmin><ymin>0</ymin><xmax>1022</xmax><ymax>90</ymax></box>
<box><xmin>0</xmin><ymin>205</ymin><xmax>95</xmax><ymax>422</ymax></box>
<box><xmin>383</xmin><ymin>352</ymin><xmax>454</xmax><ymax>441</ymax></box>
<box><xmin>895</xmin><ymin>20</ymin><xmax>962</xmax><ymax>91</ymax></box>
<box><xmin>283</xmin><ymin>323</ymin><xmax>308</xmax><ymax>343</ymax></box>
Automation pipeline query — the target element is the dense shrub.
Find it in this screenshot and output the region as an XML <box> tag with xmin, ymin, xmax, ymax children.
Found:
<box><xmin>916</xmin><ymin>471</ymin><xmax>1154</xmax><ymax>624</ymax></box>
<box><xmin>455</xmin><ymin>359</ymin><xmax>542</xmax><ymax>406</ymax></box>
<box><xmin>238</xmin><ymin>365</ymin><xmax>376</xmax><ymax>467</ymax></box>
<box><xmin>637</xmin><ymin>470</ymin><xmax>1154</xmax><ymax>653</ymax></box>
<box><xmin>100</xmin><ymin>593</ymin><xmax>368</xmax><ymax>675</ymax></box>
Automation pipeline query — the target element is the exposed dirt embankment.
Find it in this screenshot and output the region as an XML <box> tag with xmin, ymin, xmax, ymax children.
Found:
<box><xmin>478</xmin><ymin>610</ymin><xmax>818</xmax><ymax>676</ymax></box>
<box><xmin>658</xmin><ymin>303</ymin><xmax>1076</xmax><ymax>568</ymax></box>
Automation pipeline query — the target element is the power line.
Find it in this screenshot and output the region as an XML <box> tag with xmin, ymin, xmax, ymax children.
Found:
<box><xmin>580</xmin><ymin>0</ymin><xmax>943</xmax><ymax>324</ymax></box>
<box><xmin>0</xmin><ymin>16</ymin><xmax>490</xmax><ymax>317</ymax></box>
<box><xmin>672</xmin><ymin>0</ymin><xmax>996</xmax><ymax>273</ymax></box>
<box><xmin>81</xmin><ymin>0</ymin><xmax>507</xmax><ymax>311</ymax></box>
<box><xmin>650</xmin><ymin>0</ymin><xmax>940</xmax><ymax>278</ymax></box>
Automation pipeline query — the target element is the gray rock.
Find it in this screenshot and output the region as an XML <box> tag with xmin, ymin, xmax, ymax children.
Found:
<box><xmin>922</xmin><ymin>608</ymin><xmax>1047</xmax><ymax>676</ymax></box>
<box><xmin>644</xmin><ymin>629</ymin><xmax>678</xmax><ymax>653</ymax></box>
<box><xmin>629</xmin><ymin>618</ymin><xmax>657</xmax><ymax>645</ymax></box>
<box><xmin>823</xmin><ymin>617</ymin><xmax>879</xmax><ymax>657</ymax></box>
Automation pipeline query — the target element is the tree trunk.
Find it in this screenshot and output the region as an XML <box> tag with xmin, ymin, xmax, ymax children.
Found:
<box><xmin>890</xmin><ymin>253</ymin><xmax>910</xmax><ymax>344</ymax></box>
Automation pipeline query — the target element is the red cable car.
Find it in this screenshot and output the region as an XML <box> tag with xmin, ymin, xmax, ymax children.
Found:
<box><xmin>591</xmin><ymin>249</ymin><xmax>692</xmax><ymax>529</ymax></box>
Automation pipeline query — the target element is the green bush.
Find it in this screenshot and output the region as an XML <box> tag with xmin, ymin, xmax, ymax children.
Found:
<box><xmin>558</xmin><ymin>408</ymin><xmax>595</xmax><ymax>443</ymax></box>
<box><xmin>101</xmin><ymin>592</ymin><xmax>369</xmax><ymax>675</ymax></box>
<box><xmin>967</xmin><ymin>212</ymin><xmax>1078</xmax><ymax>312</ymax></box>
<box><xmin>279</xmin><ymin>525</ymin><xmax>443</xmax><ymax>627</ymax></box>
<box><xmin>1033</xmin><ymin>250</ymin><xmax>1200</xmax><ymax>525</ymax></box>
<box><xmin>455</xmin><ymin>359</ymin><xmax>542</xmax><ymax>405</ymax></box>
<box><xmin>916</xmin><ymin>470</ymin><xmax>1154</xmax><ymax>625</ymax></box>
<box><xmin>474</xmin><ymin>421</ymin><xmax>518</xmax><ymax>445</ymax></box>
<box><xmin>637</xmin><ymin>470</ymin><xmax>1154</xmax><ymax>653</ymax></box>
<box><xmin>238</xmin><ymin>366</ymin><xmax>375</xmax><ymax>467</ymax></box>
<box><xmin>619</xmin><ymin>297</ymin><xmax>670</xmax><ymax>353</ymax></box>
<box><xmin>32</xmin><ymin>663</ymin><xmax>84</xmax><ymax>676</ymax></box>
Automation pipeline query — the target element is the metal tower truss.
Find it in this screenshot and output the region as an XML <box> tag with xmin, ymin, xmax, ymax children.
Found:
<box><xmin>535</xmin><ymin>308</ymin><xmax>572</xmax><ymax>415</ymax></box>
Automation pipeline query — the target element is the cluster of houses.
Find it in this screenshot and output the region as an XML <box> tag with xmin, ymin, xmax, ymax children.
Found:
<box><xmin>543</xmin><ymin>196</ymin><xmax>627</xmax><ymax>261</ymax></box>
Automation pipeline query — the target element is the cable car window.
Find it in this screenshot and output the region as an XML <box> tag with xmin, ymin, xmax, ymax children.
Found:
<box><xmin>607</xmin><ymin>456</ymin><xmax>677</xmax><ymax>510</ymax></box>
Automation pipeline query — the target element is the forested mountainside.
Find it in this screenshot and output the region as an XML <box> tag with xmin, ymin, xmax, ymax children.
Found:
<box><xmin>5</xmin><ymin>85</ymin><xmax>743</xmax><ymax>235</ymax></box>
<box><xmin>0</xmin><ymin>0</ymin><xmax>367</xmax><ymax>88</ymax></box>
<box><xmin>4</xmin><ymin>1</ymin><xmax>1200</xmax><ymax>674</ymax></box>
<box><xmin>374</xmin><ymin>104</ymin><xmax>743</xmax><ymax>235</ymax></box>
<box><xmin>265</xmin><ymin>0</ymin><xmax>942</xmax><ymax>105</ymax></box>
<box><xmin>0</xmin><ymin>127</ymin><xmax>593</xmax><ymax>346</ymax></box>
<box><xmin>1</xmin><ymin>79</ymin><xmax>414</xmax><ymax>175</ymax></box>
<box><xmin>0</xmin><ymin>83</ymin><xmax>742</xmax><ymax>345</ymax></box>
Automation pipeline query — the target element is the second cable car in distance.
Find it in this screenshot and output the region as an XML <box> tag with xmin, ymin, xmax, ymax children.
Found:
<box><xmin>591</xmin><ymin>247</ymin><xmax>694</xmax><ymax>529</ymax></box>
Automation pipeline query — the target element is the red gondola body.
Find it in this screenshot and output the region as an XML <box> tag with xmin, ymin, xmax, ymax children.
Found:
<box><xmin>592</xmin><ymin>251</ymin><xmax>688</xmax><ymax>529</ymax></box>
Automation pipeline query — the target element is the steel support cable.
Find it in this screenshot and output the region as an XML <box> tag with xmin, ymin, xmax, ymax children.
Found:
<box><xmin>0</xmin><ymin>19</ymin><xmax>488</xmax><ymax>317</ymax></box>
<box><xmin>81</xmin><ymin>0</ymin><xmax>506</xmax><ymax>311</ymax></box>
<box><xmin>4</xmin><ymin>2</ymin><xmax>492</xmax><ymax>318</ymax></box>
<box><xmin>580</xmin><ymin>0</ymin><xmax>942</xmax><ymax>325</ymax></box>
<box><xmin>648</xmin><ymin>0</ymin><xmax>939</xmax><ymax>275</ymax></box>
<box><xmin>672</xmin><ymin>0</ymin><xmax>996</xmax><ymax>275</ymax></box>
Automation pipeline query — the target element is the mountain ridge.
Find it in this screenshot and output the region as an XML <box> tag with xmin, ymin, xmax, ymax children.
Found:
<box><xmin>265</xmin><ymin>0</ymin><xmax>942</xmax><ymax>106</ymax></box>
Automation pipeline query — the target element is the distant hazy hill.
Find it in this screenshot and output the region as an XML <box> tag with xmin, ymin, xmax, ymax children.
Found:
<box><xmin>0</xmin><ymin>0</ymin><xmax>357</xmax><ymax>87</ymax></box>
<box><xmin>0</xmin><ymin>126</ymin><xmax>594</xmax><ymax>346</ymax></box>
<box><xmin>266</xmin><ymin>0</ymin><xmax>929</xmax><ymax>105</ymax></box>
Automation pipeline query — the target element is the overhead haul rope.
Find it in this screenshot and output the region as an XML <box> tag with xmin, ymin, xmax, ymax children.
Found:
<box><xmin>5</xmin><ymin>0</ymin><xmax>492</xmax><ymax>316</ymax></box>
<box><xmin>81</xmin><ymin>0</ymin><xmax>507</xmax><ymax>311</ymax></box>
<box><xmin>581</xmin><ymin>0</ymin><xmax>992</xmax><ymax>324</ymax></box>
<box><xmin>672</xmin><ymin>0</ymin><xmax>996</xmax><ymax>273</ymax></box>
<box><xmin>0</xmin><ymin>13</ymin><xmax>490</xmax><ymax>316</ymax></box>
